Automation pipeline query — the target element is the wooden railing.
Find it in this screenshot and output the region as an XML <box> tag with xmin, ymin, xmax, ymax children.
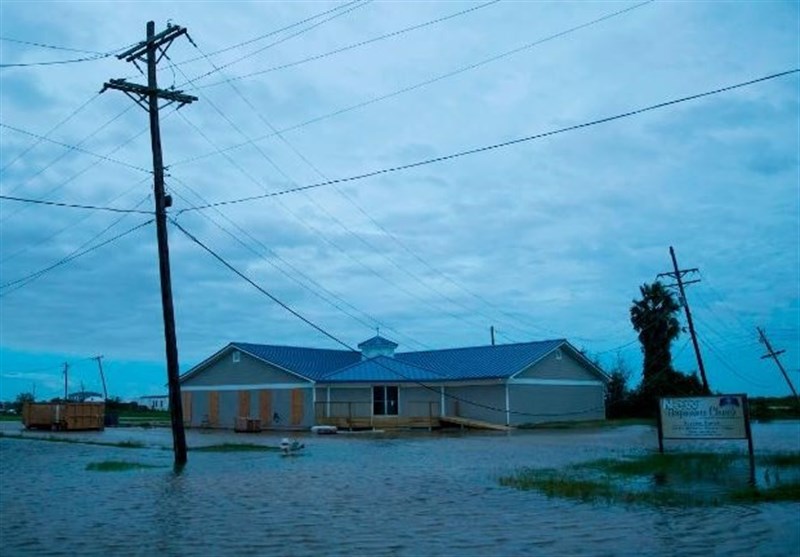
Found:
<box><xmin>314</xmin><ymin>400</ymin><xmax>440</xmax><ymax>430</ymax></box>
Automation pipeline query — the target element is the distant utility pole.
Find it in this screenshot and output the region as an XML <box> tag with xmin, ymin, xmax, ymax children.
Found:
<box><xmin>63</xmin><ymin>362</ymin><xmax>69</xmax><ymax>401</ymax></box>
<box><xmin>94</xmin><ymin>356</ymin><xmax>108</xmax><ymax>400</ymax></box>
<box><xmin>102</xmin><ymin>22</ymin><xmax>197</xmax><ymax>466</ymax></box>
<box><xmin>657</xmin><ymin>246</ymin><xmax>710</xmax><ymax>394</ymax></box>
<box><xmin>757</xmin><ymin>327</ymin><xmax>798</xmax><ymax>402</ymax></box>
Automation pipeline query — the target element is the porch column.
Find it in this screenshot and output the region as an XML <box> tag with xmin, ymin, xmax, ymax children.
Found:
<box><xmin>505</xmin><ymin>381</ymin><xmax>510</xmax><ymax>426</ymax></box>
<box><xmin>326</xmin><ymin>386</ymin><xmax>331</xmax><ymax>418</ymax></box>
<box><xmin>440</xmin><ymin>386</ymin><xmax>445</xmax><ymax>417</ymax></box>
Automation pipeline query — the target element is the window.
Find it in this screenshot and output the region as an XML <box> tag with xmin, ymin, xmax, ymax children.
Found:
<box><xmin>554</xmin><ymin>349</ymin><xmax>562</xmax><ymax>360</ymax></box>
<box><xmin>232</xmin><ymin>350</ymin><xmax>241</xmax><ymax>363</ymax></box>
<box><xmin>373</xmin><ymin>386</ymin><xmax>398</xmax><ymax>416</ymax></box>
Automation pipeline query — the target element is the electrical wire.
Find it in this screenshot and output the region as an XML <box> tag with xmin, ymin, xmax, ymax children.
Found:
<box><xmin>0</xmin><ymin>218</ymin><xmax>154</xmax><ymax>294</ymax></box>
<box><xmin>180</xmin><ymin>0</ymin><xmax>373</xmax><ymax>86</ymax></box>
<box><xmin>2</xmin><ymin>195</ymin><xmax>152</xmax><ymax>292</ymax></box>
<box><xmin>0</xmin><ymin>194</ymin><xmax>152</xmax><ymax>215</ymax></box>
<box><xmin>167</xmin><ymin>175</ymin><xmax>430</xmax><ymax>350</ymax></box>
<box><xmin>183</xmin><ymin>37</ymin><xmax>542</xmax><ymax>343</ymax></box>
<box><xmin>172</xmin><ymin>0</ymin><xmax>655</xmax><ymax>168</ymax></box>
<box><xmin>2</xmin><ymin>180</ymin><xmax>151</xmax><ymax>265</ymax></box>
<box><xmin>198</xmin><ymin>0</ymin><xmax>501</xmax><ymax>89</ymax></box>
<box><xmin>1</xmin><ymin>93</ymin><xmax>101</xmax><ymax>178</ymax></box>
<box><xmin>0</xmin><ymin>121</ymin><xmax>151</xmax><ymax>174</ymax></box>
<box><xmin>180</xmin><ymin>69</ymin><xmax>800</xmax><ymax>213</ymax></box>
<box><xmin>172</xmin><ymin>218</ymin><xmax>606</xmax><ymax>419</ymax></box>
<box><xmin>0</xmin><ymin>36</ymin><xmax>136</xmax><ymax>68</ymax></box>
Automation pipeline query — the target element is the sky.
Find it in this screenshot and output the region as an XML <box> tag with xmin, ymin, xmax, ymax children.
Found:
<box><xmin>0</xmin><ymin>0</ymin><xmax>798</xmax><ymax>402</ymax></box>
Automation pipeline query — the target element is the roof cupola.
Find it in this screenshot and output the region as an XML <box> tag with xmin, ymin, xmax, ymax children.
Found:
<box><xmin>357</xmin><ymin>333</ymin><xmax>398</xmax><ymax>360</ymax></box>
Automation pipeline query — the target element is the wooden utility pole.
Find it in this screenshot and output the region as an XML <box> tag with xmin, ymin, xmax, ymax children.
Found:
<box><xmin>657</xmin><ymin>246</ymin><xmax>710</xmax><ymax>394</ymax></box>
<box><xmin>102</xmin><ymin>22</ymin><xmax>197</xmax><ymax>466</ymax></box>
<box><xmin>63</xmin><ymin>362</ymin><xmax>69</xmax><ymax>401</ymax></box>
<box><xmin>94</xmin><ymin>356</ymin><xmax>108</xmax><ymax>400</ymax></box>
<box><xmin>757</xmin><ymin>327</ymin><xmax>798</xmax><ymax>402</ymax></box>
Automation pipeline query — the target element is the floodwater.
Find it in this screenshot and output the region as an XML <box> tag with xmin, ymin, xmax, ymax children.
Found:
<box><xmin>1</xmin><ymin>421</ymin><xmax>798</xmax><ymax>556</ymax></box>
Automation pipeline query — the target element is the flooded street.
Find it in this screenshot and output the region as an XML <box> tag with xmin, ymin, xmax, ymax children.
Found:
<box><xmin>1</xmin><ymin>421</ymin><xmax>798</xmax><ymax>556</ymax></box>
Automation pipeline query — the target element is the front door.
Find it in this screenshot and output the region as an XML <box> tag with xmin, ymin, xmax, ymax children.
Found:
<box><xmin>373</xmin><ymin>386</ymin><xmax>398</xmax><ymax>416</ymax></box>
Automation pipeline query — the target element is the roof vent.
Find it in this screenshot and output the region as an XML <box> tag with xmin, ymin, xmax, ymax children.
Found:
<box><xmin>232</xmin><ymin>350</ymin><xmax>241</xmax><ymax>363</ymax></box>
<box><xmin>357</xmin><ymin>334</ymin><xmax>398</xmax><ymax>360</ymax></box>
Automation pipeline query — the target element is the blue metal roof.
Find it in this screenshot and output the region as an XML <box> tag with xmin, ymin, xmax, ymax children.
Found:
<box><xmin>321</xmin><ymin>355</ymin><xmax>449</xmax><ymax>383</ymax></box>
<box><xmin>224</xmin><ymin>339</ymin><xmax>569</xmax><ymax>383</ymax></box>
<box><xmin>232</xmin><ymin>342</ymin><xmax>360</xmax><ymax>381</ymax></box>
<box><xmin>395</xmin><ymin>339</ymin><xmax>567</xmax><ymax>380</ymax></box>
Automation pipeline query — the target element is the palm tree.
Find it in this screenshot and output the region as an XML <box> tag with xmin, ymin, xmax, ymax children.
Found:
<box><xmin>630</xmin><ymin>282</ymin><xmax>681</xmax><ymax>404</ymax></box>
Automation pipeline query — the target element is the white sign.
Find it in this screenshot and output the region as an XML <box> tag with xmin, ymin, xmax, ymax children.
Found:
<box><xmin>659</xmin><ymin>395</ymin><xmax>747</xmax><ymax>440</ymax></box>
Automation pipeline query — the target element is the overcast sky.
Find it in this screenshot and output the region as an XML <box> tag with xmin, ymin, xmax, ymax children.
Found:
<box><xmin>1</xmin><ymin>1</ymin><xmax>797</xmax><ymax>402</ymax></box>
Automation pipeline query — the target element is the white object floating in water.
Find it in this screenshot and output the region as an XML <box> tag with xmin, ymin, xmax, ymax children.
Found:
<box><xmin>279</xmin><ymin>438</ymin><xmax>305</xmax><ymax>456</ymax></box>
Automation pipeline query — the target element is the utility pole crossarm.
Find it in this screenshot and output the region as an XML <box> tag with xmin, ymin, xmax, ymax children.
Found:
<box><xmin>117</xmin><ymin>25</ymin><xmax>189</xmax><ymax>62</ymax></box>
<box><xmin>102</xmin><ymin>79</ymin><xmax>198</xmax><ymax>106</ymax></box>
<box><xmin>758</xmin><ymin>327</ymin><xmax>798</xmax><ymax>401</ymax></box>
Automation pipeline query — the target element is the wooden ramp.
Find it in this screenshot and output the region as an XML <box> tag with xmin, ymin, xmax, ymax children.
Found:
<box><xmin>440</xmin><ymin>416</ymin><xmax>512</xmax><ymax>431</ymax></box>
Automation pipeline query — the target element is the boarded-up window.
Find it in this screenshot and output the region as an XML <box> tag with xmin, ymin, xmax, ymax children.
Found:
<box><xmin>259</xmin><ymin>390</ymin><xmax>272</xmax><ymax>425</ymax></box>
<box><xmin>238</xmin><ymin>390</ymin><xmax>250</xmax><ymax>418</ymax></box>
<box><xmin>209</xmin><ymin>391</ymin><xmax>219</xmax><ymax>426</ymax></box>
<box><xmin>182</xmin><ymin>392</ymin><xmax>192</xmax><ymax>423</ymax></box>
<box><xmin>291</xmin><ymin>389</ymin><xmax>304</xmax><ymax>425</ymax></box>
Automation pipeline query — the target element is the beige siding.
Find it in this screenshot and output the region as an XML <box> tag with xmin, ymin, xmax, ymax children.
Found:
<box><xmin>516</xmin><ymin>349</ymin><xmax>601</xmax><ymax>381</ymax></box>
<box><xmin>509</xmin><ymin>384</ymin><xmax>605</xmax><ymax>426</ymax></box>
<box><xmin>400</xmin><ymin>386</ymin><xmax>440</xmax><ymax>418</ymax></box>
<box><xmin>182</xmin><ymin>350</ymin><xmax>302</xmax><ymax>387</ymax></box>
<box><xmin>447</xmin><ymin>385</ymin><xmax>506</xmax><ymax>424</ymax></box>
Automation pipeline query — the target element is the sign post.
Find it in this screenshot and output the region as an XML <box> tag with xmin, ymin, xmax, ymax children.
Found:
<box><xmin>657</xmin><ymin>394</ymin><xmax>755</xmax><ymax>484</ymax></box>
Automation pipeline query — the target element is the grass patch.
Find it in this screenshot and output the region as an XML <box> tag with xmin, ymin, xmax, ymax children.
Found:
<box><xmin>192</xmin><ymin>443</ymin><xmax>278</xmax><ymax>453</ymax></box>
<box><xmin>500</xmin><ymin>451</ymin><xmax>800</xmax><ymax>507</ymax></box>
<box><xmin>0</xmin><ymin>432</ymin><xmax>145</xmax><ymax>449</ymax></box>
<box><xmin>518</xmin><ymin>418</ymin><xmax>655</xmax><ymax>430</ymax></box>
<box><xmin>86</xmin><ymin>460</ymin><xmax>163</xmax><ymax>472</ymax></box>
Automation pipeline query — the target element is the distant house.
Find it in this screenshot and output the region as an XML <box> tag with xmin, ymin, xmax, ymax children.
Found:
<box><xmin>178</xmin><ymin>336</ymin><xmax>608</xmax><ymax>430</ymax></box>
<box><xmin>138</xmin><ymin>395</ymin><xmax>168</xmax><ymax>410</ymax></box>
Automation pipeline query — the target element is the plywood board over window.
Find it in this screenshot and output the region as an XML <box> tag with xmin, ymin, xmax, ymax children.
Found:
<box><xmin>238</xmin><ymin>390</ymin><xmax>250</xmax><ymax>418</ymax></box>
<box><xmin>182</xmin><ymin>392</ymin><xmax>192</xmax><ymax>423</ymax></box>
<box><xmin>209</xmin><ymin>391</ymin><xmax>219</xmax><ymax>426</ymax></box>
<box><xmin>259</xmin><ymin>390</ymin><xmax>272</xmax><ymax>426</ymax></box>
<box><xmin>291</xmin><ymin>389</ymin><xmax>304</xmax><ymax>425</ymax></box>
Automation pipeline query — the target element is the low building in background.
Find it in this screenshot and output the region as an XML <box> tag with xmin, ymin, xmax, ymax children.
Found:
<box><xmin>178</xmin><ymin>335</ymin><xmax>608</xmax><ymax>430</ymax></box>
<box><xmin>138</xmin><ymin>395</ymin><xmax>169</xmax><ymax>410</ymax></box>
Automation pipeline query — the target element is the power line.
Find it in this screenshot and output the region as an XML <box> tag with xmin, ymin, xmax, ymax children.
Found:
<box><xmin>4</xmin><ymin>195</ymin><xmax>151</xmax><ymax>293</ymax></box>
<box><xmin>179</xmin><ymin>0</ymin><xmax>373</xmax><ymax>86</ymax></box>
<box><xmin>1</xmin><ymin>53</ymin><xmax>112</xmax><ymax>68</ymax></box>
<box><xmin>172</xmin><ymin>0</ymin><xmax>655</xmax><ymax>168</ymax></box>
<box><xmin>198</xmin><ymin>0</ymin><xmax>501</xmax><ymax>89</ymax></box>
<box><xmin>180</xmin><ymin>69</ymin><xmax>799</xmax><ymax>213</ymax></box>
<box><xmin>1</xmin><ymin>178</ymin><xmax>151</xmax><ymax>265</ymax></box>
<box><xmin>177</xmin><ymin>0</ymin><xmax>366</xmax><ymax>64</ymax></box>
<box><xmin>0</xmin><ymin>36</ymin><xmax>127</xmax><ymax>55</ymax></box>
<box><xmin>172</xmin><ymin>218</ymin><xmax>353</xmax><ymax>350</ymax></box>
<box><xmin>0</xmin><ymin>219</ymin><xmax>154</xmax><ymax>294</ymax></box>
<box><xmin>0</xmin><ymin>194</ymin><xmax>153</xmax><ymax>214</ymax></box>
<box><xmin>0</xmin><ymin>36</ymin><xmax>137</xmax><ymax>68</ymax></box>
<box><xmin>167</xmin><ymin>175</ymin><xmax>429</xmax><ymax>350</ymax></box>
<box><xmin>1</xmin><ymin>93</ymin><xmax>101</xmax><ymax>178</ymax></box>
<box><xmin>171</xmin><ymin>218</ymin><xmax>605</xmax><ymax>420</ymax></box>
<box><xmin>183</xmin><ymin>36</ymin><xmax>541</xmax><ymax>343</ymax></box>
<box><xmin>0</xmin><ymin>121</ymin><xmax>151</xmax><ymax>174</ymax></box>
